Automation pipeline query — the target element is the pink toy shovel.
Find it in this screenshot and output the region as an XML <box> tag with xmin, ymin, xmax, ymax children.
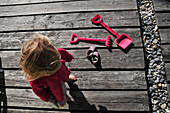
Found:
<box><xmin>70</xmin><ymin>33</ymin><xmax>111</xmax><ymax>48</ymax></box>
<box><xmin>91</xmin><ymin>14</ymin><xmax>133</xmax><ymax>49</ymax></box>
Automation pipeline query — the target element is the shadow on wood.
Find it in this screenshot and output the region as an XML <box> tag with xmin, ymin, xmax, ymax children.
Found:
<box><xmin>120</xmin><ymin>43</ymin><xmax>134</xmax><ymax>54</ymax></box>
<box><xmin>67</xmin><ymin>81</ymin><xmax>109</xmax><ymax>113</ymax></box>
<box><xmin>0</xmin><ymin>57</ymin><xmax>7</xmax><ymax>113</ymax></box>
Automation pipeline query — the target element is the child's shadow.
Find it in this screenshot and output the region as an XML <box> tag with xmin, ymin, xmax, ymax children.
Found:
<box><xmin>67</xmin><ymin>82</ymin><xmax>110</xmax><ymax>113</ymax></box>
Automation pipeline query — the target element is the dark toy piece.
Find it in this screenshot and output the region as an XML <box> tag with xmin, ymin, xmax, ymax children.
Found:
<box><xmin>86</xmin><ymin>46</ymin><xmax>101</xmax><ymax>68</ymax></box>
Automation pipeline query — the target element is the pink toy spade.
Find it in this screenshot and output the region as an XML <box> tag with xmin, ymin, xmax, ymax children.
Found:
<box><xmin>91</xmin><ymin>14</ymin><xmax>133</xmax><ymax>49</ymax></box>
<box><xmin>70</xmin><ymin>33</ymin><xmax>111</xmax><ymax>48</ymax></box>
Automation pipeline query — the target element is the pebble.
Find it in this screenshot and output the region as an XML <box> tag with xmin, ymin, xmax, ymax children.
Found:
<box><xmin>153</xmin><ymin>25</ymin><xmax>158</xmax><ymax>32</ymax></box>
<box><xmin>153</xmin><ymin>100</ymin><xmax>159</xmax><ymax>105</ymax></box>
<box><xmin>161</xmin><ymin>104</ymin><xmax>166</xmax><ymax>109</ymax></box>
<box><xmin>155</xmin><ymin>77</ymin><xmax>160</xmax><ymax>83</ymax></box>
<box><xmin>160</xmin><ymin>62</ymin><xmax>165</xmax><ymax>66</ymax></box>
<box><xmin>165</xmin><ymin>109</ymin><xmax>170</xmax><ymax>113</ymax></box>
<box><xmin>162</xmin><ymin>97</ymin><xmax>167</xmax><ymax>101</ymax></box>
<box><xmin>160</xmin><ymin>79</ymin><xmax>164</xmax><ymax>83</ymax></box>
<box><xmin>156</xmin><ymin>110</ymin><xmax>160</xmax><ymax>113</ymax></box>
<box><xmin>153</xmin><ymin>85</ymin><xmax>158</xmax><ymax>89</ymax></box>
<box><xmin>162</xmin><ymin>84</ymin><xmax>167</xmax><ymax>88</ymax></box>
<box><xmin>161</xmin><ymin>67</ymin><xmax>165</xmax><ymax>71</ymax></box>
<box><xmin>161</xmin><ymin>71</ymin><xmax>165</xmax><ymax>75</ymax></box>
<box><xmin>156</xmin><ymin>65</ymin><xmax>161</xmax><ymax>70</ymax></box>
<box><xmin>153</xmin><ymin>39</ymin><xmax>158</xmax><ymax>44</ymax></box>
<box><xmin>153</xmin><ymin>76</ymin><xmax>157</xmax><ymax>80</ymax></box>
<box><xmin>152</xmin><ymin>51</ymin><xmax>157</xmax><ymax>55</ymax></box>
<box><xmin>153</xmin><ymin>105</ymin><xmax>157</xmax><ymax>111</ymax></box>
<box><xmin>147</xmin><ymin>74</ymin><xmax>153</xmax><ymax>78</ymax></box>
<box><xmin>158</xmin><ymin>83</ymin><xmax>162</xmax><ymax>87</ymax></box>
<box><xmin>154</xmin><ymin>58</ymin><xmax>159</xmax><ymax>62</ymax></box>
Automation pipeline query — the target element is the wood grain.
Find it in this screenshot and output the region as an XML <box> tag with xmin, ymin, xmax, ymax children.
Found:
<box><xmin>0</xmin><ymin>0</ymin><xmax>71</xmax><ymax>5</ymax></box>
<box><xmin>4</xmin><ymin>70</ymin><xmax>147</xmax><ymax>89</ymax></box>
<box><xmin>153</xmin><ymin>0</ymin><xmax>170</xmax><ymax>11</ymax></box>
<box><xmin>0</xmin><ymin>11</ymin><xmax>139</xmax><ymax>32</ymax></box>
<box><xmin>0</xmin><ymin>0</ymin><xmax>137</xmax><ymax>17</ymax></box>
<box><xmin>165</xmin><ymin>63</ymin><xmax>170</xmax><ymax>81</ymax></box>
<box><xmin>162</xmin><ymin>45</ymin><xmax>170</xmax><ymax>62</ymax></box>
<box><xmin>6</xmin><ymin>88</ymin><xmax>149</xmax><ymax>111</ymax></box>
<box><xmin>0</xmin><ymin>49</ymin><xmax>145</xmax><ymax>69</ymax></box>
<box><xmin>5</xmin><ymin>110</ymin><xmax>64</xmax><ymax>113</ymax></box>
<box><xmin>156</xmin><ymin>13</ymin><xmax>170</xmax><ymax>26</ymax></box>
<box><xmin>159</xmin><ymin>29</ymin><xmax>170</xmax><ymax>44</ymax></box>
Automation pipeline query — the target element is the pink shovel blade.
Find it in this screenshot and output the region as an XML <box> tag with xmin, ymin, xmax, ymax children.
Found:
<box><xmin>115</xmin><ymin>34</ymin><xmax>133</xmax><ymax>49</ymax></box>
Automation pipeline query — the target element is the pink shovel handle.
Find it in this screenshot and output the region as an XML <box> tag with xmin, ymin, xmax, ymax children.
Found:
<box><xmin>100</xmin><ymin>22</ymin><xmax>120</xmax><ymax>38</ymax></box>
<box><xmin>91</xmin><ymin>14</ymin><xmax>120</xmax><ymax>38</ymax></box>
<box><xmin>91</xmin><ymin>14</ymin><xmax>102</xmax><ymax>24</ymax></box>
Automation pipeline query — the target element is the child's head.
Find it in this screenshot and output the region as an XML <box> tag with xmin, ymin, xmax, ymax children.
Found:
<box><xmin>20</xmin><ymin>33</ymin><xmax>61</xmax><ymax>80</ymax></box>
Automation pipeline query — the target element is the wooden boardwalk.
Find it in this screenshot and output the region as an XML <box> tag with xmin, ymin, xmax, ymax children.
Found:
<box><xmin>0</xmin><ymin>0</ymin><xmax>169</xmax><ymax>112</ymax></box>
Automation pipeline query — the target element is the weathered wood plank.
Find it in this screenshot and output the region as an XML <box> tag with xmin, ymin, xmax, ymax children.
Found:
<box><xmin>0</xmin><ymin>11</ymin><xmax>139</xmax><ymax>32</ymax></box>
<box><xmin>156</xmin><ymin>13</ymin><xmax>170</xmax><ymax>26</ymax></box>
<box><xmin>153</xmin><ymin>0</ymin><xmax>170</xmax><ymax>11</ymax></box>
<box><xmin>69</xmin><ymin>49</ymin><xmax>144</xmax><ymax>69</ymax></box>
<box><xmin>0</xmin><ymin>0</ymin><xmax>70</xmax><ymax>5</ymax></box>
<box><xmin>0</xmin><ymin>29</ymin><xmax>142</xmax><ymax>49</ymax></box>
<box><xmin>4</xmin><ymin>70</ymin><xmax>147</xmax><ymax>89</ymax></box>
<box><xmin>168</xmin><ymin>84</ymin><xmax>170</xmax><ymax>109</ymax></box>
<box><xmin>159</xmin><ymin>29</ymin><xmax>170</xmax><ymax>44</ymax></box>
<box><xmin>162</xmin><ymin>45</ymin><xmax>170</xmax><ymax>62</ymax></box>
<box><xmin>162</xmin><ymin>45</ymin><xmax>170</xmax><ymax>81</ymax></box>
<box><xmin>0</xmin><ymin>0</ymin><xmax>137</xmax><ymax>17</ymax></box>
<box><xmin>6</xmin><ymin>89</ymin><xmax>149</xmax><ymax>111</ymax></box>
<box><xmin>165</xmin><ymin>63</ymin><xmax>170</xmax><ymax>81</ymax></box>
<box><xmin>0</xmin><ymin>49</ymin><xmax>145</xmax><ymax>69</ymax></box>
<box><xmin>6</xmin><ymin>110</ymin><xmax>62</xmax><ymax>113</ymax></box>
<box><xmin>168</xmin><ymin>84</ymin><xmax>170</xmax><ymax>101</ymax></box>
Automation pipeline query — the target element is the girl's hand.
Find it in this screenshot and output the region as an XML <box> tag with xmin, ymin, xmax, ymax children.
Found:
<box><xmin>69</xmin><ymin>74</ymin><xmax>77</xmax><ymax>81</ymax></box>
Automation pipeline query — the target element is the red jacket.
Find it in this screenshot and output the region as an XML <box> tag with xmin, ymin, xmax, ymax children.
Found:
<box><xmin>29</xmin><ymin>48</ymin><xmax>74</xmax><ymax>102</ymax></box>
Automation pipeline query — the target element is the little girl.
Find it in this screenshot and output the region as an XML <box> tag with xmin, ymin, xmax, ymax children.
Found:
<box><xmin>19</xmin><ymin>33</ymin><xmax>77</xmax><ymax>108</ymax></box>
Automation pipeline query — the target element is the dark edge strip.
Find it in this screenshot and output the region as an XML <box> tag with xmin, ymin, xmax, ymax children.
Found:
<box><xmin>0</xmin><ymin>106</ymin><xmax>150</xmax><ymax>112</ymax></box>
<box><xmin>155</xmin><ymin>10</ymin><xmax>170</xmax><ymax>13</ymax></box>
<box><xmin>0</xmin><ymin>58</ymin><xmax>8</xmax><ymax>113</ymax></box>
<box><xmin>165</xmin><ymin>61</ymin><xmax>170</xmax><ymax>63</ymax></box>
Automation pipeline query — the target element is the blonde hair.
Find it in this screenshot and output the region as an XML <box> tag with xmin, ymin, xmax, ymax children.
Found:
<box><xmin>19</xmin><ymin>33</ymin><xmax>61</xmax><ymax>81</ymax></box>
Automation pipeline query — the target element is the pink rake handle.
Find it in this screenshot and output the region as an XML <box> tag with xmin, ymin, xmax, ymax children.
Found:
<box><xmin>70</xmin><ymin>33</ymin><xmax>111</xmax><ymax>47</ymax></box>
<box><xmin>91</xmin><ymin>14</ymin><xmax>120</xmax><ymax>38</ymax></box>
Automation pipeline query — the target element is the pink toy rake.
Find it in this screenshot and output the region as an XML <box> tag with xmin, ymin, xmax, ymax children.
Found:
<box><xmin>91</xmin><ymin>14</ymin><xmax>133</xmax><ymax>49</ymax></box>
<box><xmin>70</xmin><ymin>33</ymin><xmax>111</xmax><ymax>48</ymax></box>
